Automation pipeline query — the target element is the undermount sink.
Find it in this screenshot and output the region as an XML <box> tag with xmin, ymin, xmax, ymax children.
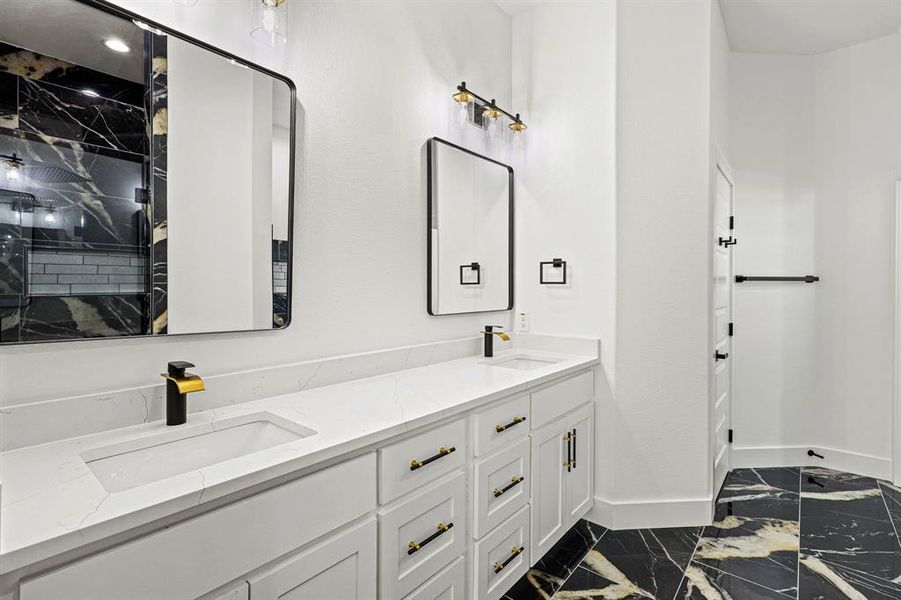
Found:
<box><xmin>82</xmin><ymin>413</ymin><xmax>316</xmax><ymax>493</ymax></box>
<box><xmin>483</xmin><ymin>354</ymin><xmax>563</xmax><ymax>371</ymax></box>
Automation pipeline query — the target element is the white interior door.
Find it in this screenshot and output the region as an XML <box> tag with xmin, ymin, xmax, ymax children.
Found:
<box><xmin>712</xmin><ymin>164</ymin><xmax>734</xmax><ymax>496</ymax></box>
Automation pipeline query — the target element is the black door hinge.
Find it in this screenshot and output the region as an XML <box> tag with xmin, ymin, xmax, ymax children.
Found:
<box><xmin>728</xmin><ymin>322</ymin><xmax>734</xmax><ymax>337</ymax></box>
<box><xmin>729</xmin><ymin>216</ymin><xmax>734</xmax><ymax>230</ymax></box>
<box><xmin>728</xmin><ymin>429</ymin><xmax>733</xmax><ymax>443</ymax></box>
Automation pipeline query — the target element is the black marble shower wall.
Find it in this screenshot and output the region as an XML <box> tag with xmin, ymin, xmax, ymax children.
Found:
<box><xmin>148</xmin><ymin>33</ymin><xmax>168</xmax><ymax>335</ymax></box>
<box><xmin>0</xmin><ymin>41</ymin><xmax>151</xmax><ymax>342</ymax></box>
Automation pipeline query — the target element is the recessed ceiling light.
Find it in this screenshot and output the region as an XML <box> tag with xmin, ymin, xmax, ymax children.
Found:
<box><xmin>81</xmin><ymin>88</ymin><xmax>100</xmax><ymax>98</ymax></box>
<box><xmin>103</xmin><ymin>38</ymin><xmax>131</xmax><ymax>53</ymax></box>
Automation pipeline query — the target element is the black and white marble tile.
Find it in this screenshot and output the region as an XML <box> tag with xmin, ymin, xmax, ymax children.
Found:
<box><xmin>505</xmin><ymin>519</ymin><xmax>607</xmax><ymax>600</ymax></box>
<box><xmin>800</xmin><ymin>467</ymin><xmax>901</xmax><ymax>584</ymax></box>
<box><xmin>0</xmin><ymin>71</ymin><xmax>17</xmax><ymax>129</ymax></box>
<box><xmin>0</xmin><ymin>42</ymin><xmax>144</xmax><ymax>106</ymax></box>
<box><xmin>676</xmin><ymin>562</ymin><xmax>793</xmax><ymax>599</ymax></box>
<box><xmin>798</xmin><ymin>554</ymin><xmax>901</xmax><ymax>600</ymax></box>
<box><xmin>879</xmin><ymin>481</ymin><xmax>901</xmax><ymax>544</ymax></box>
<box><xmin>148</xmin><ymin>32</ymin><xmax>168</xmax><ymax>335</ymax></box>
<box><xmin>715</xmin><ymin>467</ymin><xmax>801</xmax><ymax>521</ymax></box>
<box><xmin>19</xmin><ymin>78</ymin><xmax>145</xmax><ymax>156</ymax></box>
<box><xmin>554</xmin><ymin>526</ymin><xmax>701</xmax><ymax>600</ymax></box>
<box><xmin>692</xmin><ymin>514</ymin><xmax>799</xmax><ymax>596</ymax></box>
<box><xmin>2</xmin><ymin>293</ymin><xmax>146</xmax><ymax>342</ymax></box>
<box><xmin>503</xmin><ymin>468</ymin><xmax>901</xmax><ymax>600</ymax></box>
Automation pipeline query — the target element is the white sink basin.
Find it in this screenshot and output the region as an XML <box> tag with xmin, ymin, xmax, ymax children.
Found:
<box><xmin>483</xmin><ymin>354</ymin><xmax>563</xmax><ymax>371</ymax></box>
<box><xmin>82</xmin><ymin>413</ymin><xmax>315</xmax><ymax>493</ymax></box>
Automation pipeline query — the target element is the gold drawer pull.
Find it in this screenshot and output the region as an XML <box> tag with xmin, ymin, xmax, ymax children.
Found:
<box><xmin>494</xmin><ymin>546</ymin><xmax>525</xmax><ymax>573</ymax></box>
<box><xmin>408</xmin><ymin>522</ymin><xmax>454</xmax><ymax>555</ymax></box>
<box><xmin>410</xmin><ymin>446</ymin><xmax>456</xmax><ymax>471</ymax></box>
<box><xmin>493</xmin><ymin>476</ymin><xmax>525</xmax><ymax>498</ymax></box>
<box><xmin>495</xmin><ymin>416</ymin><xmax>527</xmax><ymax>433</ymax></box>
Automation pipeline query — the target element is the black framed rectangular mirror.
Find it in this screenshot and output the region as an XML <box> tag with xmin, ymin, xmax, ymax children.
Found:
<box><xmin>0</xmin><ymin>0</ymin><xmax>296</xmax><ymax>344</ymax></box>
<box><xmin>427</xmin><ymin>138</ymin><xmax>513</xmax><ymax>316</ymax></box>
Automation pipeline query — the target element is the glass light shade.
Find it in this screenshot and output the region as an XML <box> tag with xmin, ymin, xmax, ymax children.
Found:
<box><xmin>251</xmin><ymin>0</ymin><xmax>288</xmax><ymax>47</ymax></box>
<box><xmin>508</xmin><ymin>121</ymin><xmax>527</xmax><ymax>133</ymax></box>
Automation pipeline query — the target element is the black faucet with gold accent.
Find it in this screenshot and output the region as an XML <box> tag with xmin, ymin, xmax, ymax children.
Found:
<box><xmin>161</xmin><ymin>361</ymin><xmax>205</xmax><ymax>426</ymax></box>
<box><xmin>482</xmin><ymin>325</ymin><xmax>510</xmax><ymax>358</ymax></box>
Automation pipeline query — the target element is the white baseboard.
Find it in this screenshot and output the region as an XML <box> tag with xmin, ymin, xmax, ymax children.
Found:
<box><xmin>586</xmin><ymin>495</ymin><xmax>712</xmax><ymax>530</ymax></box>
<box><xmin>732</xmin><ymin>445</ymin><xmax>893</xmax><ymax>482</ymax></box>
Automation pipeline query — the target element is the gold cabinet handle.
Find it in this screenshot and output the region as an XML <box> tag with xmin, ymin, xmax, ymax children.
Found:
<box><xmin>408</xmin><ymin>522</ymin><xmax>454</xmax><ymax>555</ymax></box>
<box><xmin>494</xmin><ymin>546</ymin><xmax>525</xmax><ymax>573</ymax></box>
<box><xmin>496</xmin><ymin>416</ymin><xmax>527</xmax><ymax>433</ymax></box>
<box><xmin>493</xmin><ymin>476</ymin><xmax>525</xmax><ymax>498</ymax></box>
<box><xmin>410</xmin><ymin>446</ymin><xmax>456</xmax><ymax>471</ymax></box>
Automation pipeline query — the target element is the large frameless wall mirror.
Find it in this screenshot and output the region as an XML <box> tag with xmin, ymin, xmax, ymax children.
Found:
<box><xmin>0</xmin><ymin>0</ymin><xmax>295</xmax><ymax>344</ymax></box>
<box><xmin>427</xmin><ymin>138</ymin><xmax>513</xmax><ymax>316</ymax></box>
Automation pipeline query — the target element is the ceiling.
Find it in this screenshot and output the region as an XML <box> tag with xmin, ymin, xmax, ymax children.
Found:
<box><xmin>719</xmin><ymin>0</ymin><xmax>901</xmax><ymax>55</ymax></box>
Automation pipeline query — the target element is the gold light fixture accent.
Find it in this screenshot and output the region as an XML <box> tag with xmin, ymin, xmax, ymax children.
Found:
<box><xmin>482</xmin><ymin>101</ymin><xmax>502</xmax><ymax>120</ymax></box>
<box><xmin>451</xmin><ymin>82</ymin><xmax>527</xmax><ymax>134</ymax></box>
<box><xmin>509</xmin><ymin>114</ymin><xmax>527</xmax><ymax>133</ymax></box>
<box><xmin>452</xmin><ymin>90</ymin><xmax>473</xmax><ymax>104</ymax></box>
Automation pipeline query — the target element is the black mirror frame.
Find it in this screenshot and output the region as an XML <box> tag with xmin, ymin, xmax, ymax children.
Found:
<box><xmin>426</xmin><ymin>137</ymin><xmax>514</xmax><ymax>316</ymax></box>
<box><xmin>1</xmin><ymin>0</ymin><xmax>298</xmax><ymax>345</ymax></box>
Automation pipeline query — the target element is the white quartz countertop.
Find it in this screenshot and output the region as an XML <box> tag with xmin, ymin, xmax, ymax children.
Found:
<box><xmin>0</xmin><ymin>348</ymin><xmax>598</xmax><ymax>574</ymax></box>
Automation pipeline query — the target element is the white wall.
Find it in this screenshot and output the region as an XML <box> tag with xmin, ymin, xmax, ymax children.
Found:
<box><xmin>730</xmin><ymin>53</ymin><xmax>819</xmax><ymax>457</ymax></box>
<box><xmin>729</xmin><ymin>34</ymin><xmax>900</xmax><ymax>479</ymax></box>
<box><xmin>509</xmin><ymin>0</ymin><xmax>617</xmax><ymax>522</ymax></box>
<box><xmin>813</xmin><ymin>33</ymin><xmax>900</xmax><ymax>472</ymax></box>
<box><xmin>0</xmin><ymin>0</ymin><xmax>514</xmax><ymax>405</ymax></box>
<box><xmin>611</xmin><ymin>0</ymin><xmax>714</xmax><ymax>526</ymax></box>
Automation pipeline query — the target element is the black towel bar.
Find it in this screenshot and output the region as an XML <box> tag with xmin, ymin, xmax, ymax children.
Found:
<box><xmin>735</xmin><ymin>275</ymin><xmax>819</xmax><ymax>283</ymax></box>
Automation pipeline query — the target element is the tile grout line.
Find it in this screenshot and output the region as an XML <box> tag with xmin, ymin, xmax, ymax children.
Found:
<box><xmin>671</xmin><ymin>526</ymin><xmax>704</xmax><ymax>600</ymax></box>
<box><xmin>692</xmin><ymin>560</ymin><xmax>797</xmax><ymax>598</ymax></box>
<box><xmin>877</xmin><ymin>481</ymin><xmax>901</xmax><ymax>552</ymax></box>
<box><xmin>547</xmin><ymin>527</ymin><xmax>608</xmax><ymax>600</ymax></box>
<box><xmin>795</xmin><ymin>466</ymin><xmax>802</xmax><ymax>600</ymax></box>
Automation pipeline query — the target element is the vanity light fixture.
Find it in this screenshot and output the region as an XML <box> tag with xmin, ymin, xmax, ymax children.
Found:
<box><xmin>251</xmin><ymin>0</ymin><xmax>288</xmax><ymax>47</ymax></box>
<box><xmin>103</xmin><ymin>38</ymin><xmax>131</xmax><ymax>53</ymax></box>
<box><xmin>451</xmin><ymin>82</ymin><xmax>526</xmax><ymax>134</ymax></box>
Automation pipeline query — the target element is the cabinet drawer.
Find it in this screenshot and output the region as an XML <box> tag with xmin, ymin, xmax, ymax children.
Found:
<box><xmin>403</xmin><ymin>556</ymin><xmax>465</xmax><ymax>600</ymax></box>
<box><xmin>379</xmin><ymin>418</ymin><xmax>466</xmax><ymax>503</ymax></box>
<box><xmin>473</xmin><ymin>505</ymin><xmax>530</xmax><ymax>600</ymax></box>
<box><xmin>473</xmin><ymin>394</ymin><xmax>530</xmax><ymax>456</ymax></box>
<box><xmin>530</xmin><ymin>371</ymin><xmax>593</xmax><ymax>429</ymax></box>
<box><xmin>20</xmin><ymin>454</ymin><xmax>377</xmax><ymax>600</ymax></box>
<box><xmin>473</xmin><ymin>438</ymin><xmax>530</xmax><ymax>538</ymax></box>
<box><xmin>379</xmin><ymin>472</ymin><xmax>467</xmax><ymax>599</ymax></box>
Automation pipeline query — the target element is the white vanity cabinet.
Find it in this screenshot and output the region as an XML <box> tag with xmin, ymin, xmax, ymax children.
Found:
<box><xmin>15</xmin><ymin>368</ymin><xmax>595</xmax><ymax>600</ymax></box>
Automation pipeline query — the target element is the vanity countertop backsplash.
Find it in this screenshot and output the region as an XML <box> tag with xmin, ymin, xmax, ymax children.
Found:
<box><xmin>0</xmin><ymin>334</ymin><xmax>599</xmax><ymax>575</ymax></box>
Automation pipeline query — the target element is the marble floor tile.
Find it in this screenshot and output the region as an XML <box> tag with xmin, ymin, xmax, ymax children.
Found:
<box><xmin>565</xmin><ymin>526</ymin><xmax>702</xmax><ymax>600</ymax></box>
<box><xmin>715</xmin><ymin>467</ymin><xmax>801</xmax><ymax>521</ymax></box>
<box><xmin>800</xmin><ymin>467</ymin><xmax>901</xmax><ymax>584</ymax></box>
<box><xmin>798</xmin><ymin>554</ymin><xmax>901</xmax><ymax>600</ymax></box>
<box><xmin>505</xmin><ymin>519</ymin><xmax>607</xmax><ymax>600</ymax></box>
<box><xmin>691</xmin><ymin>515</ymin><xmax>799</xmax><ymax>596</ymax></box>
<box><xmin>879</xmin><ymin>481</ymin><xmax>901</xmax><ymax>543</ymax></box>
<box><xmin>675</xmin><ymin>562</ymin><xmax>794</xmax><ymax>599</ymax></box>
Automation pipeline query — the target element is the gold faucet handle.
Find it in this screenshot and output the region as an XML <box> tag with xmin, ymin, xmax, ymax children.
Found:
<box><xmin>160</xmin><ymin>373</ymin><xmax>206</xmax><ymax>394</ymax></box>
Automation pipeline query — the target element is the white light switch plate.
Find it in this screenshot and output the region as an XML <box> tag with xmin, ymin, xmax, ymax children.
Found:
<box><xmin>517</xmin><ymin>311</ymin><xmax>530</xmax><ymax>333</ymax></box>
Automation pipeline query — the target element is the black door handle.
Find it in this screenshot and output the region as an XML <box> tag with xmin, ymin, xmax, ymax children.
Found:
<box><xmin>718</xmin><ymin>236</ymin><xmax>737</xmax><ymax>247</ymax></box>
<box><xmin>715</xmin><ymin>351</ymin><xmax>729</xmax><ymax>361</ymax></box>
